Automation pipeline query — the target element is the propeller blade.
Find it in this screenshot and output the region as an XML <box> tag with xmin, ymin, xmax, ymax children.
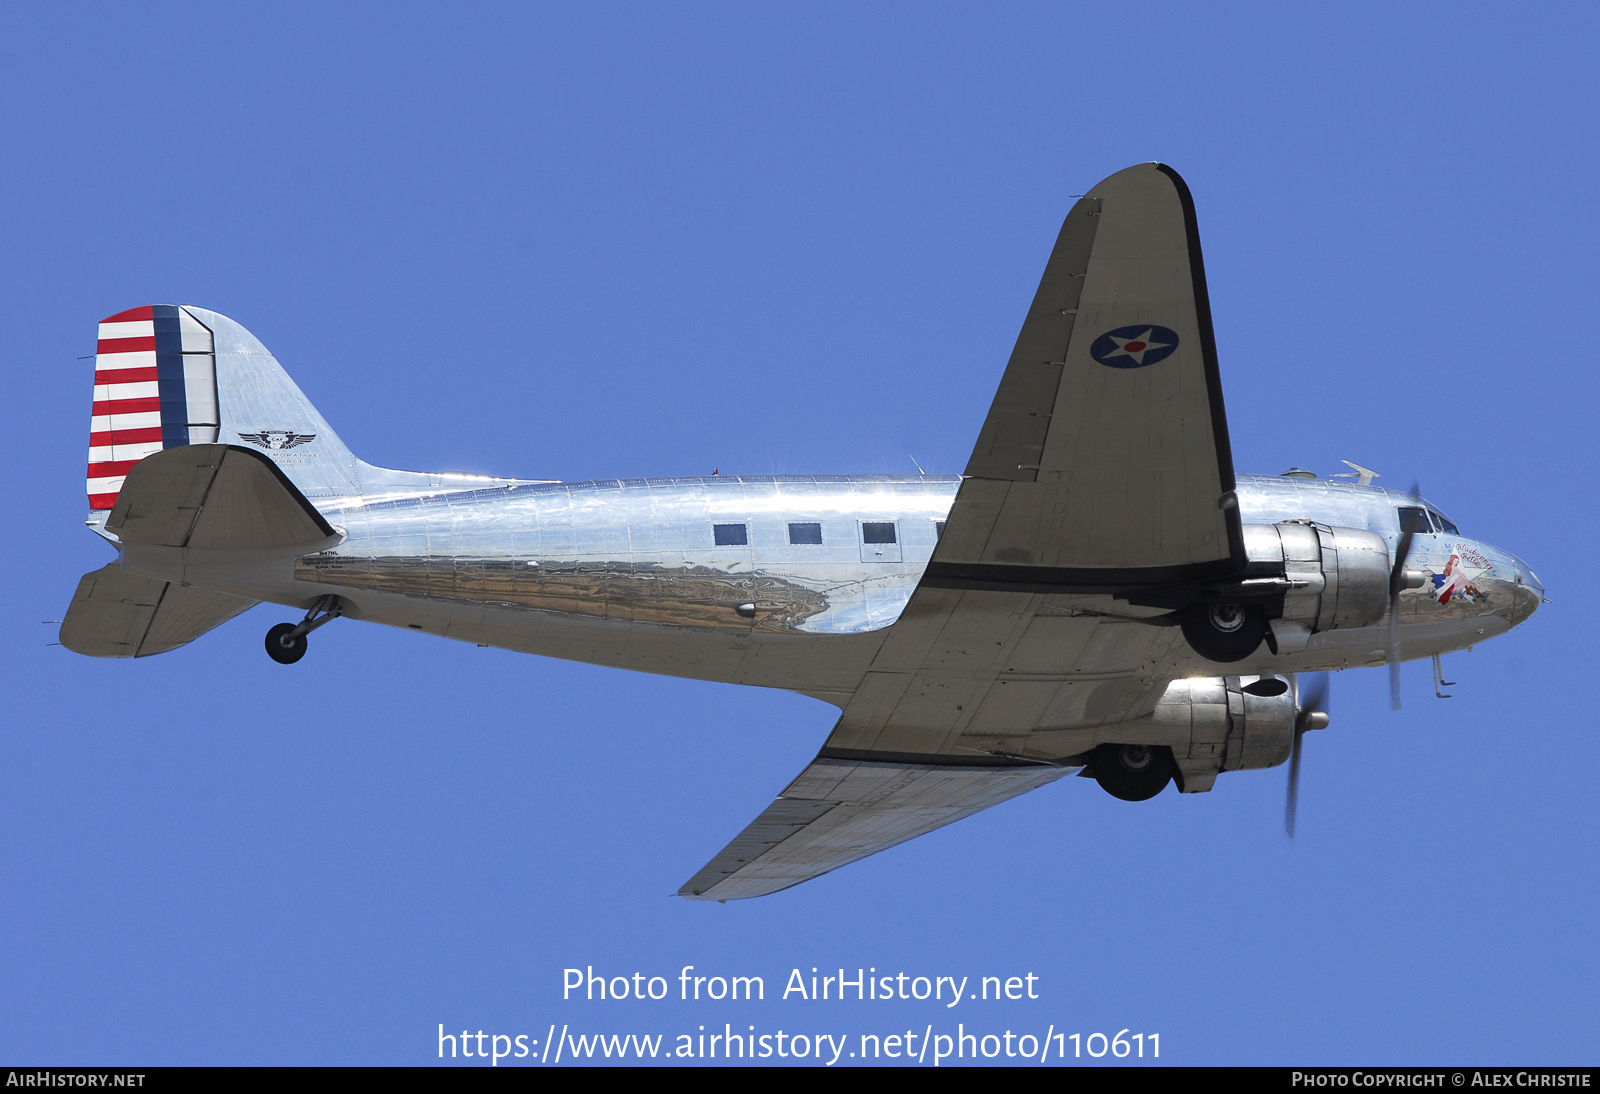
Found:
<box><xmin>1285</xmin><ymin>727</ymin><xmax>1304</xmax><ymax>838</ymax></box>
<box><xmin>1387</xmin><ymin>481</ymin><xmax>1422</xmax><ymax>711</ymax></box>
<box><xmin>1389</xmin><ymin>590</ymin><xmax>1403</xmax><ymax>710</ymax></box>
<box><xmin>1286</xmin><ymin>672</ymin><xmax>1329</xmax><ymax>840</ymax></box>
<box><xmin>1299</xmin><ymin>671</ymin><xmax>1328</xmax><ymax>717</ymax></box>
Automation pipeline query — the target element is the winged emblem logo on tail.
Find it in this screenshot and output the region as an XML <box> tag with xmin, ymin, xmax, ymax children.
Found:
<box><xmin>239</xmin><ymin>430</ymin><xmax>316</xmax><ymax>450</ymax></box>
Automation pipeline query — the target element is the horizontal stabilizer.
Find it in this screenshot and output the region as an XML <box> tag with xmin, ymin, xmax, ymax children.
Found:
<box><xmin>60</xmin><ymin>564</ymin><xmax>257</xmax><ymax>658</ymax></box>
<box><xmin>105</xmin><ymin>443</ymin><xmax>337</xmax><ymax>552</ymax></box>
<box><xmin>679</xmin><ymin>752</ymin><xmax>1074</xmax><ymax>901</ymax></box>
<box><xmin>63</xmin><ymin>444</ymin><xmax>337</xmax><ymax>659</ymax></box>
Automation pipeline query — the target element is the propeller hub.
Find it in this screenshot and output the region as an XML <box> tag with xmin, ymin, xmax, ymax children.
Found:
<box><xmin>1299</xmin><ymin>711</ymin><xmax>1330</xmax><ymax>732</ymax></box>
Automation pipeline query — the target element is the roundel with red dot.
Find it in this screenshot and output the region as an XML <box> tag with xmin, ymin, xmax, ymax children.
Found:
<box><xmin>1089</xmin><ymin>325</ymin><xmax>1180</xmax><ymax>369</ymax></box>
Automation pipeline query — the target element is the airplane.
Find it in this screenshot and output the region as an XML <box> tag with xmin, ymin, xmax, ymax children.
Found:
<box><xmin>62</xmin><ymin>162</ymin><xmax>1544</xmax><ymax>901</ymax></box>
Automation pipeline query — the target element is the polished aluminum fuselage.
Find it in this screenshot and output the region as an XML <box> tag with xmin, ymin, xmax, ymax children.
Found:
<box><xmin>188</xmin><ymin>468</ymin><xmax>1542</xmax><ymax>703</ymax></box>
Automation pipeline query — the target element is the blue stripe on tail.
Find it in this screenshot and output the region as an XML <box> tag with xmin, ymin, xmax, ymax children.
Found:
<box><xmin>152</xmin><ymin>305</ymin><xmax>189</xmax><ymax>449</ymax></box>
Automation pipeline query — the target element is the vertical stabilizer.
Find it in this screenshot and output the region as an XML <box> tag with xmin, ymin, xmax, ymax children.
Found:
<box><xmin>85</xmin><ymin>306</ymin><xmax>362</xmax><ymax>519</ymax></box>
<box><xmin>82</xmin><ymin>305</ymin><xmax>541</xmax><ymax>530</ymax></box>
<box><xmin>188</xmin><ymin>307</ymin><xmax>362</xmax><ymax>500</ymax></box>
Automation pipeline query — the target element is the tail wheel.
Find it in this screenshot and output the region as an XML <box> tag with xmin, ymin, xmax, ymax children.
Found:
<box><xmin>1180</xmin><ymin>601</ymin><xmax>1267</xmax><ymax>663</ymax></box>
<box><xmin>1091</xmin><ymin>743</ymin><xmax>1174</xmax><ymax>802</ymax></box>
<box><xmin>265</xmin><ymin>622</ymin><xmax>308</xmax><ymax>665</ymax></box>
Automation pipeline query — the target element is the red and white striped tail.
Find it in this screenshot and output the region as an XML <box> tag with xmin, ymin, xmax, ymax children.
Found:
<box><xmin>88</xmin><ymin>305</ymin><xmax>219</xmax><ymax>511</ymax></box>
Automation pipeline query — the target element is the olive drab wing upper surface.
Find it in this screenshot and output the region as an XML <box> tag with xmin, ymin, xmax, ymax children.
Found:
<box><xmin>680</xmin><ymin>164</ymin><xmax>1251</xmax><ymax>900</ymax></box>
<box><xmin>947</xmin><ymin>162</ymin><xmax>1242</xmax><ymax>585</ymax></box>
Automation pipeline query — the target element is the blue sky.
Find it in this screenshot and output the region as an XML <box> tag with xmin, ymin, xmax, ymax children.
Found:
<box><xmin>3</xmin><ymin>2</ymin><xmax>1594</xmax><ymax>1065</ymax></box>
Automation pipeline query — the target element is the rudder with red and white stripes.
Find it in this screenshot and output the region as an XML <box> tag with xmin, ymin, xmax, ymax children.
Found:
<box><xmin>88</xmin><ymin>305</ymin><xmax>220</xmax><ymax>511</ymax></box>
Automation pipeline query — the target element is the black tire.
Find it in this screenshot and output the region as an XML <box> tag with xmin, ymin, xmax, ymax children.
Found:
<box><xmin>265</xmin><ymin>622</ymin><xmax>307</xmax><ymax>664</ymax></box>
<box><xmin>1180</xmin><ymin>602</ymin><xmax>1266</xmax><ymax>663</ymax></box>
<box><xmin>1091</xmin><ymin>743</ymin><xmax>1174</xmax><ymax>802</ymax></box>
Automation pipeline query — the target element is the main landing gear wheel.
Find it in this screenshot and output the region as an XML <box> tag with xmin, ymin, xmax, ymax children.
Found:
<box><xmin>265</xmin><ymin>622</ymin><xmax>308</xmax><ymax>664</ymax></box>
<box><xmin>1180</xmin><ymin>601</ymin><xmax>1267</xmax><ymax>663</ymax></box>
<box><xmin>263</xmin><ymin>596</ymin><xmax>344</xmax><ymax>665</ymax></box>
<box><xmin>1091</xmin><ymin>743</ymin><xmax>1174</xmax><ymax>802</ymax></box>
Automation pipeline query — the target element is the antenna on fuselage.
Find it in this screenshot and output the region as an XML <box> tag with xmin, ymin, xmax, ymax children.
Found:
<box><xmin>1332</xmin><ymin>460</ymin><xmax>1380</xmax><ymax>487</ymax></box>
<box><xmin>909</xmin><ymin>454</ymin><xmax>927</xmax><ymax>476</ymax></box>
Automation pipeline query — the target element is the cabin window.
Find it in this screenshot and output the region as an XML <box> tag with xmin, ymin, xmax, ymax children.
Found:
<box><xmin>934</xmin><ymin>521</ymin><xmax>946</xmax><ymax>539</ymax></box>
<box><xmin>713</xmin><ymin>523</ymin><xmax>748</xmax><ymax>546</ymax></box>
<box><xmin>1398</xmin><ymin>507</ymin><xmax>1435</xmax><ymax>534</ymax></box>
<box><xmin>788</xmin><ymin>522</ymin><xmax>823</xmax><ymax>545</ymax></box>
<box><xmin>861</xmin><ymin>522</ymin><xmax>897</xmax><ymax>545</ymax></box>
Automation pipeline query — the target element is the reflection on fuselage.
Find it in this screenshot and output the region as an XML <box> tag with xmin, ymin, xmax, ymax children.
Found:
<box><xmin>297</xmin><ymin>472</ymin><xmax>1540</xmax><ymax>663</ymax></box>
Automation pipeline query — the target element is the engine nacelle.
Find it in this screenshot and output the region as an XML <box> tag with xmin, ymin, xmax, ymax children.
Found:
<box><xmin>1152</xmin><ymin>676</ymin><xmax>1295</xmax><ymax>791</ymax></box>
<box><xmin>1240</xmin><ymin>522</ymin><xmax>1390</xmax><ymax>632</ymax></box>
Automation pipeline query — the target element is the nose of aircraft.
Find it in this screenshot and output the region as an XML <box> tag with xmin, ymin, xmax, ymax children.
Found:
<box><xmin>1501</xmin><ymin>549</ymin><xmax>1544</xmax><ymax>626</ymax></box>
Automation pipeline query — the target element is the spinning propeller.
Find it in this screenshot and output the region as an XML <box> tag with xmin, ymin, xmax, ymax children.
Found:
<box><xmin>1283</xmin><ymin>479</ymin><xmax>1426</xmax><ymax>837</ymax></box>
<box><xmin>1285</xmin><ymin>672</ymin><xmax>1330</xmax><ymax>839</ymax></box>
<box><xmin>1388</xmin><ymin>481</ymin><xmax>1427</xmax><ymax>710</ymax></box>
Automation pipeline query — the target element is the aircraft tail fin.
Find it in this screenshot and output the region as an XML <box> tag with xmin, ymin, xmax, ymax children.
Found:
<box><xmin>87</xmin><ymin>305</ymin><xmax>362</xmax><ymax>520</ymax></box>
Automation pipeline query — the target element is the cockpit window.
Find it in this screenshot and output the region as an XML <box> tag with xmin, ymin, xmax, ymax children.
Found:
<box><xmin>1398</xmin><ymin>507</ymin><xmax>1435</xmax><ymax>534</ymax></box>
<box><xmin>1434</xmin><ymin>512</ymin><xmax>1460</xmax><ymax>535</ymax></box>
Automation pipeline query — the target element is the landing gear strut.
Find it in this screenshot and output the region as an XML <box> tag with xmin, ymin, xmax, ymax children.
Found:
<box><xmin>1090</xmin><ymin>743</ymin><xmax>1175</xmax><ymax>802</ymax></box>
<box><xmin>1180</xmin><ymin>601</ymin><xmax>1267</xmax><ymax>663</ymax></box>
<box><xmin>265</xmin><ymin>596</ymin><xmax>343</xmax><ymax>664</ymax></box>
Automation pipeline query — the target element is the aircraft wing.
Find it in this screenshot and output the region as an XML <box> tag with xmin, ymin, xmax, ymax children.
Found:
<box><xmin>679</xmin><ymin>753</ymin><xmax>1073</xmax><ymax>901</ymax></box>
<box><xmin>681</xmin><ymin>163</ymin><xmax>1231</xmax><ymax>900</ymax></box>
<box><xmin>951</xmin><ymin>160</ymin><xmax>1242</xmax><ymax>586</ymax></box>
<box><xmin>679</xmin><ymin>599</ymin><xmax>1181</xmax><ymax>900</ymax></box>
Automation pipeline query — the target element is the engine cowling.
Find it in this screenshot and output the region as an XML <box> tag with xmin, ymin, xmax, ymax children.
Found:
<box><xmin>1240</xmin><ymin>522</ymin><xmax>1390</xmax><ymax>632</ymax></box>
<box><xmin>1153</xmin><ymin>676</ymin><xmax>1295</xmax><ymax>784</ymax></box>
